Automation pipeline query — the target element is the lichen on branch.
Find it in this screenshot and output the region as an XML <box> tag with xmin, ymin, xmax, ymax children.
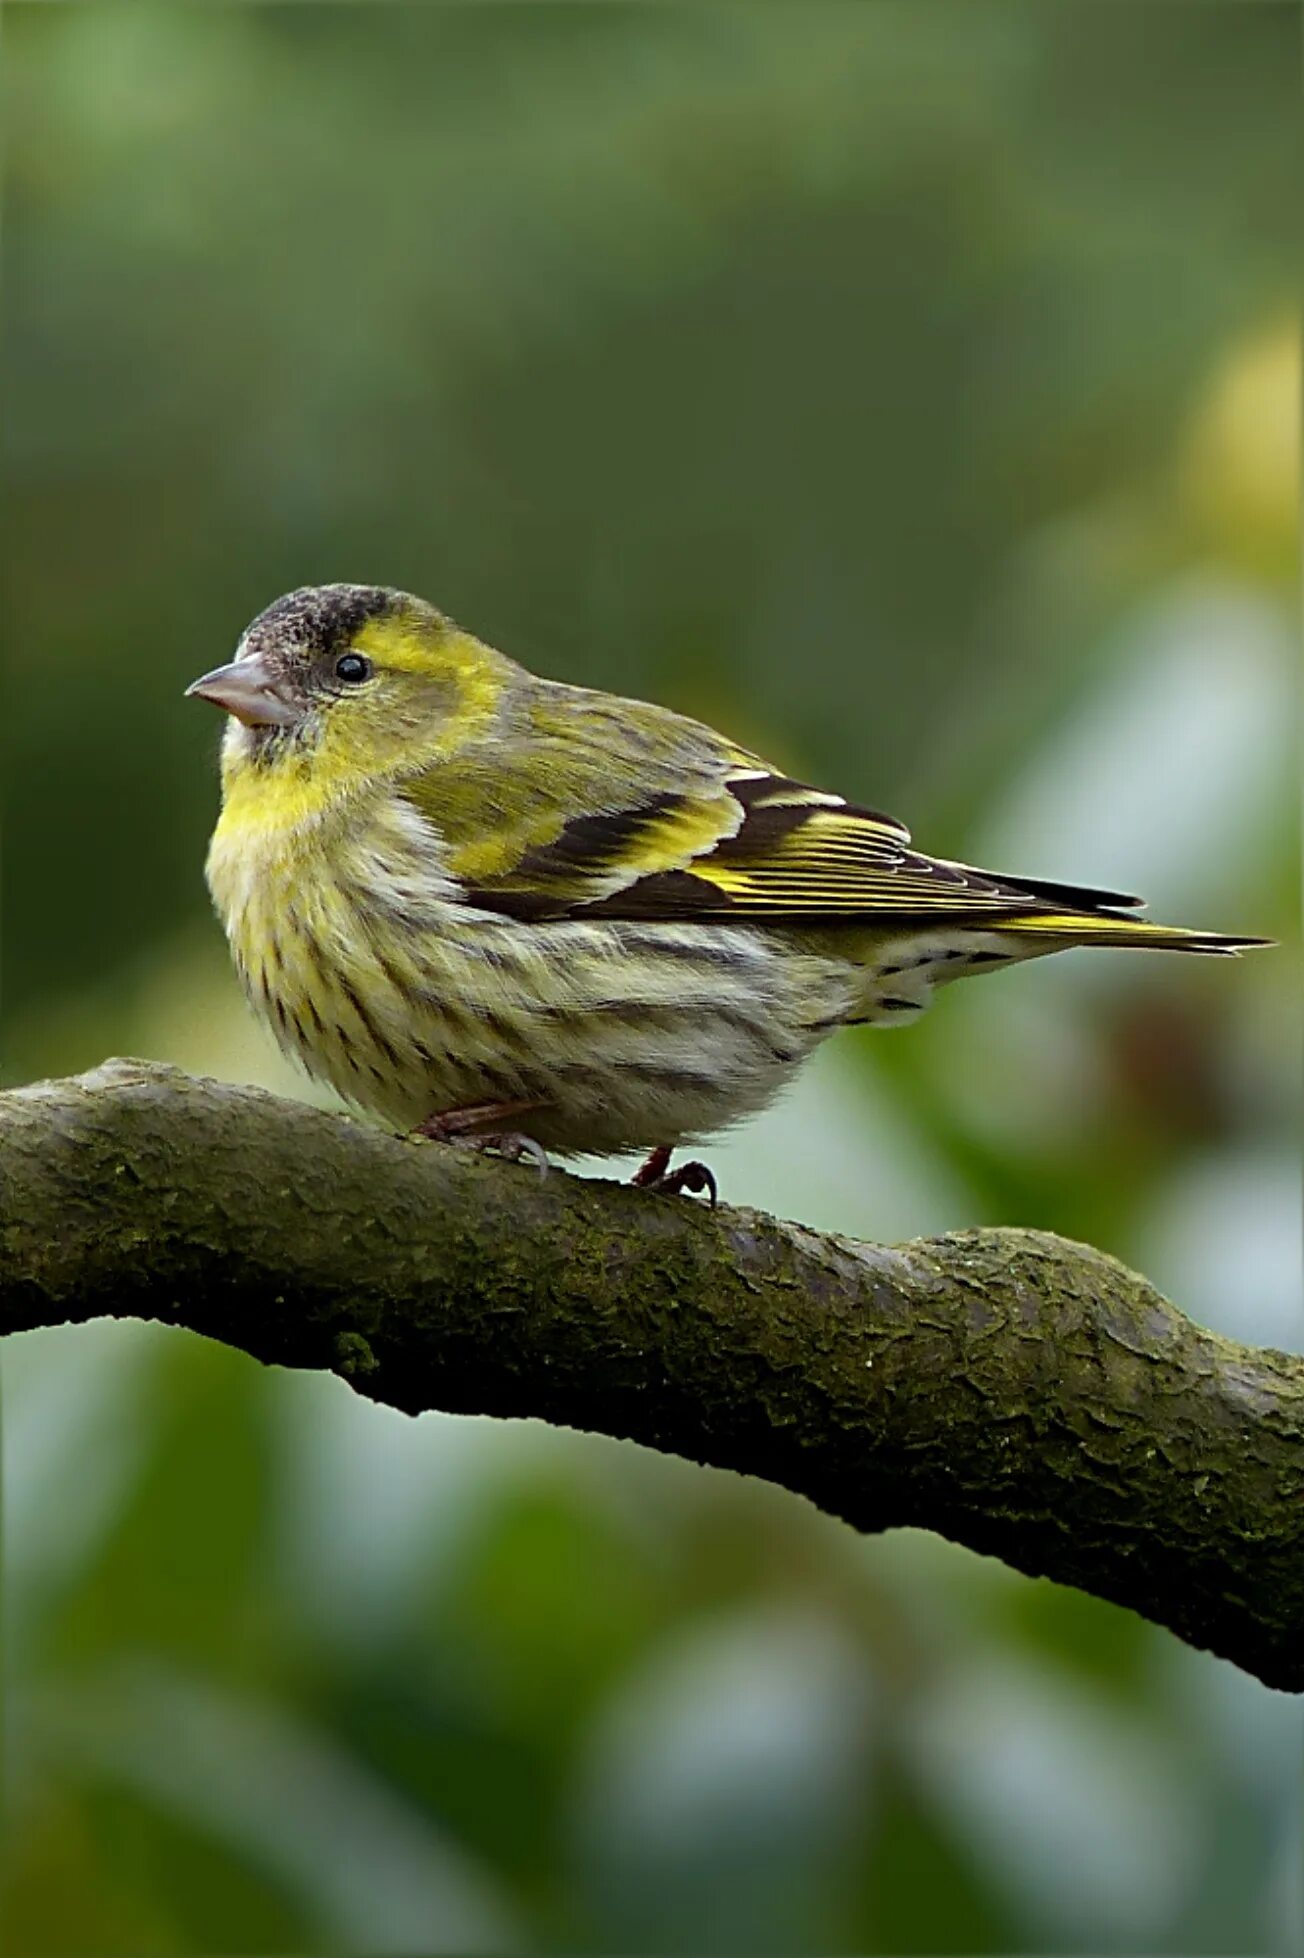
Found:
<box><xmin>2</xmin><ymin>1058</ymin><xmax>1301</xmax><ymax>1690</ymax></box>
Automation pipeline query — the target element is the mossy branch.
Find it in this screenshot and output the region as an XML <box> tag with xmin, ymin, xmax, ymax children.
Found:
<box><xmin>3</xmin><ymin>1059</ymin><xmax>1301</xmax><ymax>1689</ymax></box>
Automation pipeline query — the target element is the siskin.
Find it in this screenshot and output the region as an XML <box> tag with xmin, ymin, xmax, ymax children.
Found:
<box><xmin>188</xmin><ymin>584</ymin><xmax>1267</xmax><ymax>1196</ymax></box>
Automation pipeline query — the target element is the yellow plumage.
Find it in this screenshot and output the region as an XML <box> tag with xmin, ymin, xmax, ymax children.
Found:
<box><xmin>190</xmin><ymin>584</ymin><xmax>1267</xmax><ymax>1171</ymax></box>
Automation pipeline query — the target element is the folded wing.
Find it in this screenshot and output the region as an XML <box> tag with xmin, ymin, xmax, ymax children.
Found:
<box><xmin>398</xmin><ymin>684</ymin><xmax>1261</xmax><ymax>951</ymax></box>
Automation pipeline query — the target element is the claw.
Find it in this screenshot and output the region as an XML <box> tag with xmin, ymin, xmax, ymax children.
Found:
<box><xmin>656</xmin><ymin>1159</ymin><xmax>718</xmax><ymax>1206</ymax></box>
<box><xmin>483</xmin><ymin>1131</ymin><xmax>550</xmax><ymax>1180</ymax></box>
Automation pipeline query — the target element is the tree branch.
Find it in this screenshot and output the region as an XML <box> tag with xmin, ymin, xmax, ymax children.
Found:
<box><xmin>3</xmin><ymin>1059</ymin><xmax>1300</xmax><ymax>1689</ymax></box>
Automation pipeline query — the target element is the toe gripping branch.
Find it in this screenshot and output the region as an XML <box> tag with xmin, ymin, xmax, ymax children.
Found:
<box><xmin>631</xmin><ymin>1145</ymin><xmax>718</xmax><ymax>1206</ymax></box>
<box><xmin>413</xmin><ymin>1101</ymin><xmax>549</xmax><ymax>1179</ymax></box>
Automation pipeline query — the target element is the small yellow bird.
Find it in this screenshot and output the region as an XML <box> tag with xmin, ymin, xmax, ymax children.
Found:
<box><xmin>189</xmin><ymin>584</ymin><xmax>1266</xmax><ymax>1196</ymax></box>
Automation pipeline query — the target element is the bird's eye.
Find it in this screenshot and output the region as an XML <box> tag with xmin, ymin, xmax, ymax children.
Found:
<box><xmin>334</xmin><ymin>653</ymin><xmax>371</xmax><ymax>684</ymax></box>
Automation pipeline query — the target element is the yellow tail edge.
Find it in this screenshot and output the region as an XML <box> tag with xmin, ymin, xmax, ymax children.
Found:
<box><xmin>998</xmin><ymin>913</ymin><xmax>1275</xmax><ymax>956</ymax></box>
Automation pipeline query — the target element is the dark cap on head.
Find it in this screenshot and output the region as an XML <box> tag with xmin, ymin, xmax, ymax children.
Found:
<box><xmin>238</xmin><ymin>583</ymin><xmax>412</xmax><ymax>663</ymax></box>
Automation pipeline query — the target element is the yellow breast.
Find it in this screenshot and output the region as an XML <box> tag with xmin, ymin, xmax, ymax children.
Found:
<box><xmin>205</xmin><ymin>758</ymin><xmax>464</xmax><ymax>1115</ymax></box>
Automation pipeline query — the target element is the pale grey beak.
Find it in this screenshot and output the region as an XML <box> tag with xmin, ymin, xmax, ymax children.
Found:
<box><xmin>185</xmin><ymin>653</ymin><xmax>299</xmax><ymax>728</ymax></box>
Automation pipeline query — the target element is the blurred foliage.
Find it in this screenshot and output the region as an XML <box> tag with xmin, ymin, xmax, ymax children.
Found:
<box><xmin>1</xmin><ymin>5</ymin><xmax>1300</xmax><ymax>1954</ymax></box>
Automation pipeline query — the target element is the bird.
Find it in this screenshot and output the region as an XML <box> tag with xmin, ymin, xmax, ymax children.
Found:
<box><xmin>188</xmin><ymin>583</ymin><xmax>1268</xmax><ymax>1198</ymax></box>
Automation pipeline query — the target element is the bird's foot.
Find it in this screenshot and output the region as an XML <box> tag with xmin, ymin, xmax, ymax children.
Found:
<box><xmin>459</xmin><ymin>1131</ymin><xmax>550</xmax><ymax>1178</ymax></box>
<box><xmin>412</xmin><ymin>1100</ymin><xmax>549</xmax><ymax>1178</ymax></box>
<box><xmin>631</xmin><ymin>1145</ymin><xmax>718</xmax><ymax>1207</ymax></box>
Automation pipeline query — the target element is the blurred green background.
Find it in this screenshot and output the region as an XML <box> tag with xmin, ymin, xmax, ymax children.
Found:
<box><xmin>2</xmin><ymin>5</ymin><xmax>1300</xmax><ymax>1953</ymax></box>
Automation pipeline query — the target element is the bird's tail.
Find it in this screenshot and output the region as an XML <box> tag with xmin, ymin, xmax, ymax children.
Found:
<box><xmin>993</xmin><ymin>911</ymin><xmax>1273</xmax><ymax>956</ymax></box>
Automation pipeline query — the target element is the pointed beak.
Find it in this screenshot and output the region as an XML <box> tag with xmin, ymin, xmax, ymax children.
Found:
<box><xmin>185</xmin><ymin>654</ymin><xmax>299</xmax><ymax>728</ymax></box>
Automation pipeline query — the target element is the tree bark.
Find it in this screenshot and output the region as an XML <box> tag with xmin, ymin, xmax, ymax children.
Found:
<box><xmin>2</xmin><ymin>1058</ymin><xmax>1300</xmax><ymax>1690</ymax></box>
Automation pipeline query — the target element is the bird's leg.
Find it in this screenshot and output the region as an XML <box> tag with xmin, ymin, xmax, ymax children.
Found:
<box><xmin>631</xmin><ymin>1145</ymin><xmax>718</xmax><ymax>1207</ymax></box>
<box><xmin>631</xmin><ymin>1144</ymin><xmax>673</xmax><ymax>1187</ymax></box>
<box><xmin>412</xmin><ymin>1099</ymin><xmax>549</xmax><ymax>1178</ymax></box>
<box><xmin>413</xmin><ymin>1098</ymin><xmax>543</xmax><ymax>1140</ymax></box>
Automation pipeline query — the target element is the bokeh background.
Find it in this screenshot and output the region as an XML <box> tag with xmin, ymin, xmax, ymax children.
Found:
<box><xmin>2</xmin><ymin>5</ymin><xmax>1300</xmax><ymax>1953</ymax></box>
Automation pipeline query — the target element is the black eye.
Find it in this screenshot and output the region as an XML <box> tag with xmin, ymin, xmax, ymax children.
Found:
<box><xmin>334</xmin><ymin>653</ymin><xmax>371</xmax><ymax>684</ymax></box>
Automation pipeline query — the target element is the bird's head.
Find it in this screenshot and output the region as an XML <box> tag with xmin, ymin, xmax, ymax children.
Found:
<box><xmin>187</xmin><ymin>583</ymin><xmax>513</xmax><ymax>799</ymax></box>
